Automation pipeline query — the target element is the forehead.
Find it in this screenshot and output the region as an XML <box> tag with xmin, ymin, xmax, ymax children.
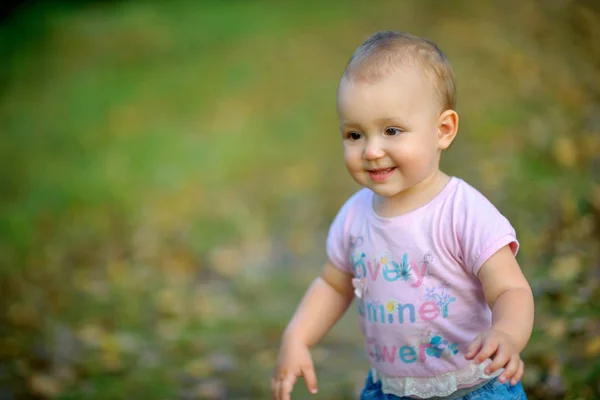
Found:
<box><xmin>337</xmin><ymin>66</ymin><xmax>437</xmax><ymax>119</ymax></box>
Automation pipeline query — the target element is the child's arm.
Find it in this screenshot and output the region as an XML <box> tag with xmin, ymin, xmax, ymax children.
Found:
<box><xmin>271</xmin><ymin>260</ymin><xmax>354</xmax><ymax>400</ymax></box>
<box><xmin>465</xmin><ymin>245</ymin><xmax>534</xmax><ymax>386</ymax></box>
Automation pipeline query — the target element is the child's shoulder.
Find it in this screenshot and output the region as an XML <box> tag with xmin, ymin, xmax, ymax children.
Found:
<box><xmin>329</xmin><ymin>188</ymin><xmax>373</xmax><ymax>225</ymax></box>
<box><xmin>339</xmin><ymin>187</ymin><xmax>372</xmax><ymax>210</ymax></box>
<box><xmin>448</xmin><ymin>176</ymin><xmax>514</xmax><ymax>234</ymax></box>
<box><xmin>448</xmin><ymin>177</ymin><xmax>502</xmax><ymax>211</ymax></box>
<box><xmin>448</xmin><ymin>177</ymin><xmax>518</xmax><ymax>273</ymax></box>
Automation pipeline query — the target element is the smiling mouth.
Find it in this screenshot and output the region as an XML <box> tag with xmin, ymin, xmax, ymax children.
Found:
<box><xmin>367</xmin><ymin>167</ymin><xmax>396</xmax><ymax>181</ymax></box>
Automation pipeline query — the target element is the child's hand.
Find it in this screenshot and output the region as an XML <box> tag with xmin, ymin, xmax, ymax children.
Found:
<box><xmin>464</xmin><ymin>329</ymin><xmax>525</xmax><ymax>386</ymax></box>
<box><xmin>271</xmin><ymin>337</ymin><xmax>318</xmax><ymax>400</ymax></box>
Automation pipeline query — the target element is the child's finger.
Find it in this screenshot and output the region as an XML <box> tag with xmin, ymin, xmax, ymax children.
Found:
<box><xmin>270</xmin><ymin>376</ymin><xmax>279</xmax><ymax>400</ymax></box>
<box><xmin>302</xmin><ymin>364</ymin><xmax>319</xmax><ymax>394</ymax></box>
<box><xmin>464</xmin><ymin>335</ymin><xmax>483</xmax><ymax>359</ymax></box>
<box><xmin>279</xmin><ymin>372</ymin><xmax>297</xmax><ymax>400</ymax></box>
<box><xmin>486</xmin><ymin>344</ymin><xmax>509</xmax><ymax>374</ymax></box>
<box><xmin>498</xmin><ymin>354</ymin><xmax>519</xmax><ymax>382</ymax></box>
<box><xmin>510</xmin><ymin>360</ymin><xmax>525</xmax><ymax>386</ymax></box>
<box><xmin>474</xmin><ymin>337</ymin><xmax>498</xmax><ymax>363</ymax></box>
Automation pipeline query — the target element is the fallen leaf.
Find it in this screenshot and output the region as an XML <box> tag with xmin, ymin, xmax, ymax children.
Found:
<box><xmin>101</xmin><ymin>351</ymin><xmax>124</xmax><ymax>372</ymax></box>
<box><xmin>193</xmin><ymin>379</ymin><xmax>226</xmax><ymax>399</ymax></box>
<box><xmin>184</xmin><ymin>358</ymin><xmax>212</xmax><ymax>378</ymax></box>
<box><xmin>585</xmin><ymin>335</ymin><xmax>600</xmax><ymax>356</ymax></box>
<box><xmin>157</xmin><ymin>288</ymin><xmax>185</xmax><ymax>317</ymax></box>
<box><xmin>553</xmin><ymin>136</ymin><xmax>578</xmax><ymax>168</ymax></box>
<box><xmin>549</xmin><ymin>254</ymin><xmax>581</xmax><ymax>282</ymax></box>
<box><xmin>546</xmin><ymin>318</ymin><xmax>567</xmax><ymax>339</ymax></box>
<box><xmin>7</xmin><ymin>302</ymin><xmax>38</xmax><ymax>329</ymax></box>
<box><xmin>77</xmin><ymin>324</ymin><xmax>105</xmax><ymax>348</ymax></box>
<box><xmin>29</xmin><ymin>374</ymin><xmax>61</xmax><ymax>397</ymax></box>
<box><xmin>208</xmin><ymin>245</ymin><xmax>242</xmax><ymax>278</ymax></box>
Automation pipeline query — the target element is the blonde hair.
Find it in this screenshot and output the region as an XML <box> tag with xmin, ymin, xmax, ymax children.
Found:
<box><xmin>343</xmin><ymin>31</ymin><xmax>456</xmax><ymax>111</ymax></box>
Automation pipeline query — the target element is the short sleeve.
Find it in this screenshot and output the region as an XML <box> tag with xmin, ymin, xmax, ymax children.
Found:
<box><xmin>326</xmin><ymin>193</ymin><xmax>361</xmax><ymax>274</ymax></box>
<box><xmin>454</xmin><ymin>183</ymin><xmax>519</xmax><ymax>276</ymax></box>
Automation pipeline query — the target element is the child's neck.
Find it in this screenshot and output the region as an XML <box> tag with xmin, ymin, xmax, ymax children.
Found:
<box><xmin>373</xmin><ymin>170</ymin><xmax>450</xmax><ymax>218</ymax></box>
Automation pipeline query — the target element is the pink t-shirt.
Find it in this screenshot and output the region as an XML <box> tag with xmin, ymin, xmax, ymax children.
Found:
<box><xmin>327</xmin><ymin>177</ymin><xmax>519</xmax><ymax>379</ymax></box>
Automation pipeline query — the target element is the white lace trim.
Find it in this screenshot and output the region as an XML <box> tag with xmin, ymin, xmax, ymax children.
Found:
<box><xmin>372</xmin><ymin>360</ymin><xmax>502</xmax><ymax>398</ymax></box>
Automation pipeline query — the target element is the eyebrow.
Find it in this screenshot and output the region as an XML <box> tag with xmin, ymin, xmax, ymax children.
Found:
<box><xmin>375</xmin><ymin>117</ymin><xmax>407</xmax><ymax>126</ymax></box>
<box><xmin>339</xmin><ymin>117</ymin><xmax>408</xmax><ymax>130</ymax></box>
<box><xmin>339</xmin><ymin>120</ymin><xmax>362</xmax><ymax>130</ymax></box>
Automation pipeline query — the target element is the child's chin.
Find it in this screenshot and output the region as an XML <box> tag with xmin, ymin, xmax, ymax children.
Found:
<box><xmin>371</xmin><ymin>186</ymin><xmax>404</xmax><ymax>198</ymax></box>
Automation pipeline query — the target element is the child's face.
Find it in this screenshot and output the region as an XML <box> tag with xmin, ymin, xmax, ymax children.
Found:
<box><xmin>337</xmin><ymin>65</ymin><xmax>447</xmax><ymax>199</ymax></box>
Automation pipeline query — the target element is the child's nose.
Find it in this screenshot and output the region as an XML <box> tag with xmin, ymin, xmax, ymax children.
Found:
<box><xmin>363</xmin><ymin>140</ymin><xmax>385</xmax><ymax>160</ymax></box>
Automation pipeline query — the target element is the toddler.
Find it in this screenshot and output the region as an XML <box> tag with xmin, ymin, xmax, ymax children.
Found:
<box><xmin>271</xmin><ymin>31</ymin><xmax>534</xmax><ymax>400</ymax></box>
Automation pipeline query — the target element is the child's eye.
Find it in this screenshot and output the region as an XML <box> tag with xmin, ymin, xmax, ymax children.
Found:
<box><xmin>384</xmin><ymin>127</ymin><xmax>403</xmax><ymax>136</ymax></box>
<box><xmin>347</xmin><ymin>131</ymin><xmax>362</xmax><ymax>141</ymax></box>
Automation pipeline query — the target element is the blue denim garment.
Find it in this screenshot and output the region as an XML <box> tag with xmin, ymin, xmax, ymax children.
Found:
<box><xmin>360</xmin><ymin>370</ymin><xmax>528</xmax><ymax>400</ymax></box>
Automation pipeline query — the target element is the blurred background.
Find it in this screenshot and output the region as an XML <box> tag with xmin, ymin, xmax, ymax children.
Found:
<box><xmin>1</xmin><ymin>0</ymin><xmax>599</xmax><ymax>399</ymax></box>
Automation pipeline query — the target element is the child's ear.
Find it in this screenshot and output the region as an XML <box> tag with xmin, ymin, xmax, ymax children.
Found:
<box><xmin>437</xmin><ymin>110</ymin><xmax>459</xmax><ymax>150</ymax></box>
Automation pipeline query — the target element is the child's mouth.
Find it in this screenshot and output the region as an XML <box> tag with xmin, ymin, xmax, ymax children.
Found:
<box><xmin>368</xmin><ymin>167</ymin><xmax>396</xmax><ymax>181</ymax></box>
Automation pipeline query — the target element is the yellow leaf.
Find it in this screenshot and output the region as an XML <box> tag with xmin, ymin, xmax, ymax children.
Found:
<box><xmin>29</xmin><ymin>374</ymin><xmax>61</xmax><ymax>397</ymax></box>
<box><xmin>585</xmin><ymin>336</ymin><xmax>600</xmax><ymax>356</ymax></box>
<box><xmin>582</xmin><ymin>131</ymin><xmax>600</xmax><ymax>161</ymax></box>
<box><xmin>77</xmin><ymin>324</ymin><xmax>105</xmax><ymax>348</ymax></box>
<box><xmin>184</xmin><ymin>358</ymin><xmax>212</xmax><ymax>378</ymax></box>
<box><xmin>100</xmin><ymin>334</ymin><xmax>119</xmax><ymax>353</ymax></box>
<box><xmin>560</xmin><ymin>193</ymin><xmax>577</xmax><ymax>223</ymax></box>
<box><xmin>101</xmin><ymin>351</ymin><xmax>124</xmax><ymax>372</ymax></box>
<box><xmin>549</xmin><ymin>255</ymin><xmax>581</xmax><ymax>282</ymax></box>
<box><xmin>545</xmin><ymin>318</ymin><xmax>567</xmax><ymax>339</ymax></box>
<box><xmin>107</xmin><ymin>260</ymin><xmax>128</xmax><ymax>284</ymax></box>
<box><xmin>553</xmin><ymin>136</ymin><xmax>578</xmax><ymax>168</ymax></box>
<box><xmin>208</xmin><ymin>245</ymin><xmax>242</xmax><ymax>278</ymax></box>
<box><xmin>157</xmin><ymin>288</ymin><xmax>185</xmax><ymax>317</ymax></box>
<box><xmin>7</xmin><ymin>302</ymin><xmax>38</xmax><ymax>329</ymax></box>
